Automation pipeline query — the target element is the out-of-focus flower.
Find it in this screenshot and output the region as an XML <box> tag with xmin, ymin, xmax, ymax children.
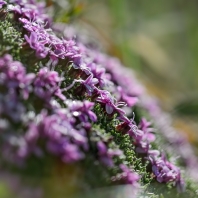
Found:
<box><xmin>0</xmin><ymin>0</ymin><xmax>6</xmax><ymax>9</ymax></box>
<box><xmin>34</xmin><ymin>67</ymin><xmax>65</xmax><ymax>101</ymax></box>
<box><xmin>97</xmin><ymin>141</ymin><xmax>122</xmax><ymax>167</ymax></box>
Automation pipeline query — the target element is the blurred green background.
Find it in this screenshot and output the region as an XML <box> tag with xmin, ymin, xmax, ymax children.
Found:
<box><xmin>62</xmin><ymin>0</ymin><xmax>198</xmax><ymax>145</ymax></box>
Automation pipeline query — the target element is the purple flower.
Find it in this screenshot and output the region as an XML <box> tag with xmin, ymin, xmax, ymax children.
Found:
<box><xmin>111</xmin><ymin>164</ymin><xmax>140</xmax><ymax>190</ymax></box>
<box><xmin>0</xmin><ymin>0</ymin><xmax>6</xmax><ymax>9</ymax></box>
<box><xmin>119</xmin><ymin>164</ymin><xmax>140</xmax><ymax>186</ymax></box>
<box><xmin>117</xmin><ymin>117</ymin><xmax>155</xmax><ymax>154</ymax></box>
<box><xmin>9</xmin><ymin>0</ymin><xmax>50</xmax><ymax>23</ymax></box>
<box><xmin>0</xmin><ymin>55</ymin><xmax>26</xmax><ymax>89</ymax></box>
<box><xmin>138</xmin><ymin>118</ymin><xmax>155</xmax><ymax>143</ymax></box>
<box><xmin>148</xmin><ymin>150</ymin><xmax>160</xmax><ymax>158</ymax></box>
<box><xmin>25</xmin><ymin>32</ymin><xmax>49</xmax><ymax>58</ymax></box>
<box><xmin>7</xmin><ymin>4</ymin><xmax>21</xmax><ymax>14</ymax></box>
<box><xmin>117</xmin><ymin>116</ymin><xmax>138</xmax><ymax>137</ymax></box>
<box><xmin>19</xmin><ymin>18</ymin><xmax>42</xmax><ymax>32</ymax></box>
<box><xmin>49</xmin><ymin>39</ymin><xmax>81</xmax><ymax>64</ymax></box>
<box><xmin>72</xmin><ymin>62</ymin><xmax>91</xmax><ymax>76</ymax></box>
<box><xmin>24</xmin><ymin>110</ymin><xmax>88</xmax><ymax>163</ymax></box>
<box><xmin>97</xmin><ymin>141</ymin><xmax>122</xmax><ymax>167</ymax></box>
<box><xmin>149</xmin><ymin>154</ymin><xmax>182</xmax><ymax>184</ymax></box>
<box><xmin>19</xmin><ymin>73</ymin><xmax>35</xmax><ymax>99</ymax></box>
<box><xmin>97</xmin><ymin>90</ymin><xmax>125</xmax><ymax>115</ymax></box>
<box><xmin>66</xmin><ymin>100</ymin><xmax>97</xmax><ymax>123</ymax></box>
<box><xmin>42</xmin><ymin>113</ymin><xmax>87</xmax><ymax>162</ymax></box>
<box><xmin>61</xmin><ymin>143</ymin><xmax>85</xmax><ymax>163</ymax></box>
<box><xmin>76</xmin><ymin>74</ymin><xmax>99</xmax><ymax>96</ymax></box>
<box><xmin>33</xmin><ymin>67</ymin><xmax>65</xmax><ymax>101</ymax></box>
<box><xmin>0</xmin><ymin>54</ymin><xmax>36</xmax><ymax>100</ymax></box>
<box><xmin>3</xmin><ymin>0</ymin><xmax>189</xmax><ymax>193</ymax></box>
<box><xmin>132</xmin><ymin>118</ymin><xmax>156</xmax><ymax>154</ymax></box>
<box><xmin>87</xmin><ymin>62</ymin><xmax>107</xmax><ymax>88</ymax></box>
<box><xmin>117</xmin><ymin>86</ymin><xmax>138</xmax><ymax>107</ymax></box>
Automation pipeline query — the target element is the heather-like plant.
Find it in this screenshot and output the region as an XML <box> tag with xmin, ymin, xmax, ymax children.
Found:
<box><xmin>0</xmin><ymin>1</ymin><xmax>198</xmax><ymax>198</ymax></box>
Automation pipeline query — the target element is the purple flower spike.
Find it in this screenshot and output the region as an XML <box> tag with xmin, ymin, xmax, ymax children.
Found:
<box><xmin>2</xmin><ymin>0</ymin><xmax>190</xmax><ymax>193</ymax></box>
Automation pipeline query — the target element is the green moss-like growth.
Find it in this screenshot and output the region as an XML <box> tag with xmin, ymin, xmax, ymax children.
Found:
<box><xmin>0</xmin><ymin>13</ymin><xmax>23</xmax><ymax>60</ymax></box>
<box><xmin>93</xmin><ymin>104</ymin><xmax>153</xmax><ymax>186</ymax></box>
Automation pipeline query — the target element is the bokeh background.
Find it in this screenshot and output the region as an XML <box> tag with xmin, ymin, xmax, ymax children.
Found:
<box><xmin>53</xmin><ymin>0</ymin><xmax>198</xmax><ymax>148</ymax></box>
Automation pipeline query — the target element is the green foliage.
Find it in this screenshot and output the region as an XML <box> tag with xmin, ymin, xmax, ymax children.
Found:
<box><xmin>0</xmin><ymin>182</ymin><xmax>15</xmax><ymax>198</ymax></box>
<box><xmin>0</xmin><ymin>13</ymin><xmax>23</xmax><ymax>60</ymax></box>
<box><xmin>93</xmin><ymin>104</ymin><xmax>153</xmax><ymax>186</ymax></box>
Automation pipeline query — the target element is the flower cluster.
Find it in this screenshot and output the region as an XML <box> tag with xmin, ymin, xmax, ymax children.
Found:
<box><xmin>7</xmin><ymin>0</ymin><xmax>81</xmax><ymax>64</ymax></box>
<box><xmin>0</xmin><ymin>53</ymin><xmax>124</xmax><ymax>178</ymax></box>
<box><xmin>141</xmin><ymin>96</ymin><xmax>198</xmax><ymax>183</ymax></box>
<box><xmin>34</xmin><ymin>67</ymin><xmax>65</xmax><ymax>101</ymax></box>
